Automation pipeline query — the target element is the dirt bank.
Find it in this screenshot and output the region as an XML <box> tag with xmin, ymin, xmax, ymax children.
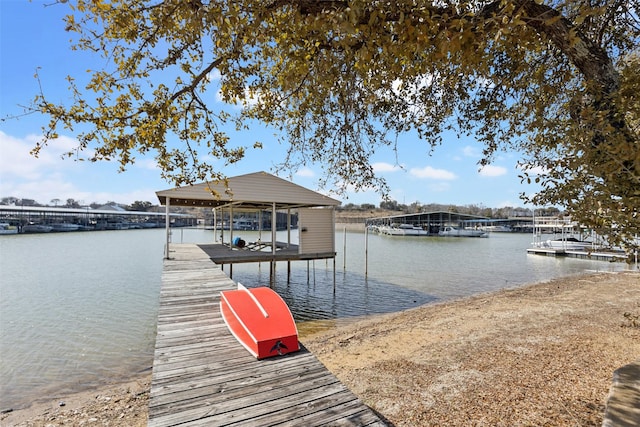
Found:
<box><xmin>303</xmin><ymin>271</ymin><xmax>640</xmax><ymax>426</ymax></box>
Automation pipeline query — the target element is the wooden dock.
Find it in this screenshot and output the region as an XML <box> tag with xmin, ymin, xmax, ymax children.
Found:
<box><xmin>148</xmin><ymin>244</ymin><xmax>386</xmax><ymax>426</ymax></box>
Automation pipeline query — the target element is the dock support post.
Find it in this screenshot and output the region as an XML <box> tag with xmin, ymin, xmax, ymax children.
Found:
<box><xmin>220</xmin><ymin>207</ymin><xmax>225</xmax><ymax>245</ymax></box>
<box><xmin>164</xmin><ymin>197</ymin><xmax>171</xmax><ymax>259</ymax></box>
<box><xmin>287</xmin><ymin>208</ymin><xmax>291</xmax><ymax>248</ymax></box>
<box><xmin>229</xmin><ymin>205</ymin><xmax>234</xmax><ymax>249</ymax></box>
<box><xmin>271</xmin><ymin>202</ymin><xmax>276</xmax><ymax>256</ymax></box>
<box><xmin>343</xmin><ymin>227</ymin><xmax>347</xmax><ymax>270</ymax></box>
<box><xmin>365</xmin><ymin>225</ymin><xmax>369</xmax><ymax>277</ymax></box>
<box><xmin>270</xmin><ymin>261</ymin><xmax>276</xmax><ymax>287</ymax></box>
<box><xmin>213</xmin><ymin>208</ymin><xmax>217</xmax><ymax>242</ymax></box>
<box><xmin>333</xmin><ymin>257</ymin><xmax>336</xmax><ymax>294</ymax></box>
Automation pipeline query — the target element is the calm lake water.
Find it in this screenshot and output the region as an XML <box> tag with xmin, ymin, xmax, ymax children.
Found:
<box><xmin>0</xmin><ymin>228</ymin><xmax>629</xmax><ymax>410</ymax></box>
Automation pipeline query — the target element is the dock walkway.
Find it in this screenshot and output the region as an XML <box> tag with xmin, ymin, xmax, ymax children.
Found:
<box><xmin>148</xmin><ymin>244</ymin><xmax>386</xmax><ymax>426</ymax></box>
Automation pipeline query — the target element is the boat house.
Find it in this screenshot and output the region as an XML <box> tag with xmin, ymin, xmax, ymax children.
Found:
<box><xmin>366</xmin><ymin>210</ymin><xmax>533</xmax><ymax>235</ymax></box>
<box><xmin>156</xmin><ymin>171</ymin><xmax>341</xmax><ymax>276</ymax></box>
<box><xmin>366</xmin><ymin>211</ymin><xmax>490</xmax><ymax>235</ymax></box>
<box><xmin>0</xmin><ymin>205</ymin><xmax>196</xmax><ymax>231</ymax></box>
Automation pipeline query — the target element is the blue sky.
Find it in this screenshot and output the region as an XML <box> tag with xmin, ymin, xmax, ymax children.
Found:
<box><xmin>1</xmin><ymin>0</ymin><xmax>536</xmax><ymax>208</ymax></box>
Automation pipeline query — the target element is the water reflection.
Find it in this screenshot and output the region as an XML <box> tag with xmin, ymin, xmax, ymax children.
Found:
<box><xmin>235</xmin><ymin>267</ymin><xmax>436</xmax><ymax>322</ymax></box>
<box><xmin>220</xmin><ymin>231</ymin><xmax>626</xmax><ymax>324</ymax></box>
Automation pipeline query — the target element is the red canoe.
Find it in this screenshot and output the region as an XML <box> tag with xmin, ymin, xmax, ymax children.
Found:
<box><xmin>220</xmin><ymin>283</ymin><xmax>299</xmax><ymax>359</ymax></box>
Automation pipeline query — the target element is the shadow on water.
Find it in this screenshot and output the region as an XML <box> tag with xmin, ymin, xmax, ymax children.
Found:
<box><xmin>228</xmin><ymin>264</ymin><xmax>437</xmax><ymax>322</ymax></box>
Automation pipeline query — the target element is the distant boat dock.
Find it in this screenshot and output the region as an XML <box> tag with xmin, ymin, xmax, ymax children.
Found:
<box><xmin>148</xmin><ymin>243</ymin><xmax>386</xmax><ymax>426</ymax></box>
<box><xmin>525</xmin><ymin>246</ymin><xmax>630</xmax><ymax>262</ymax></box>
<box><xmin>0</xmin><ymin>205</ymin><xmax>196</xmax><ymax>232</ymax></box>
<box><xmin>527</xmin><ymin>215</ymin><xmax>636</xmax><ymax>264</ymax></box>
<box><xmin>365</xmin><ymin>210</ymin><xmax>534</xmax><ymax>235</ymax></box>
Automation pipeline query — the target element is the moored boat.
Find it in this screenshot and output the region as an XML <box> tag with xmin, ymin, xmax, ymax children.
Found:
<box><xmin>50</xmin><ymin>223</ymin><xmax>81</xmax><ymax>232</ymax></box>
<box><xmin>22</xmin><ymin>223</ymin><xmax>53</xmax><ymax>233</ymax></box>
<box><xmin>479</xmin><ymin>225</ymin><xmax>513</xmax><ymax>232</ymax></box>
<box><xmin>439</xmin><ymin>226</ymin><xmax>488</xmax><ymax>238</ymax></box>
<box><xmin>220</xmin><ymin>283</ymin><xmax>299</xmax><ymax>359</ymax></box>
<box><xmin>535</xmin><ymin>237</ymin><xmax>600</xmax><ymax>251</ymax></box>
<box><xmin>379</xmin><ymin>223</ymin><xmax>428</xmax><ymax>236</ymax></box>
<box><xmin>396</xmin><ymin>224</ymin><xmax>428</xmax><ymax>236</ymax></box>
<box><xmin>0</xmin><ymin>223</ymin><xmax>18</xmax><ymax>235</ymax></box>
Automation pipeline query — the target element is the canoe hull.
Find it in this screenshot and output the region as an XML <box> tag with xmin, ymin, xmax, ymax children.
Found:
<box><xmin>220</xmin><ymin>285</ymin><xmax>299</xmax><ymax>359</ymax></box>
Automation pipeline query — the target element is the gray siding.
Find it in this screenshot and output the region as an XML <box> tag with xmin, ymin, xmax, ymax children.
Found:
<box><xmin>298</xmin><ymin>208</ymin><xmax>335</xmax><ymax>254</ymax></box>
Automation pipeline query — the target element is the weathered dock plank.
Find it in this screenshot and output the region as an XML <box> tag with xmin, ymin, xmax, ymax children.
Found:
<box><xmin>148</xmin><ymin>243</ymin><xmax>386</xmax><ymax>427</ymax></box>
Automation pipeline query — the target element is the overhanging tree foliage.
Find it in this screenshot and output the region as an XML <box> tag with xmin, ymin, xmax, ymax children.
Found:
<box><xmin>24</xmin><ymin>0</ymin><xmax>640</xmax><ymax>249</ymax></box>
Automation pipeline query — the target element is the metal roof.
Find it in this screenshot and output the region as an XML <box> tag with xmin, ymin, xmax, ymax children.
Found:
<box><xmin>366</xmin><ymin>211</ymin><xmax>490</xmax><ymax>224</ymax></box>
<box><xmin>155</xmin><ymin>171</ymin><xmax>341</xmax><ymax>209</ymax></box>
<box><xmin>0</xmin><ymin>205</ymin><xmax>191</xmax><ymax>217</ymax></box>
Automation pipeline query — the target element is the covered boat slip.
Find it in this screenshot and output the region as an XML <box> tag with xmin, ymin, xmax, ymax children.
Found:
<box><xmin>149</xmin><ymin>243</ymin><xmax>386</xmax><ymax>426</ymax></box>
<box><xmin>156</xmin><ymin>171</ymin><xmax>341</xmax><ymax>261</ymax></box>
<box><xmin>157</xmin><ymin>171</ymin><xmax>340</xmax><ymax>281</ymax></box>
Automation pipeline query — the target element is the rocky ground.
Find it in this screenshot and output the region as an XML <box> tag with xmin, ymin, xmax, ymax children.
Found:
<box><xmin>2</xmin><ymin>270</ymin><xmax>639</xmax><ymax>426</ymax></box>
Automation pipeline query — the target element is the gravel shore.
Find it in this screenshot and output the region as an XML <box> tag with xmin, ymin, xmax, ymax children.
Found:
<box><xmin>2</xmin><ymin>270</ymin><xmax>638</xmax><ymax>426</ymax></box>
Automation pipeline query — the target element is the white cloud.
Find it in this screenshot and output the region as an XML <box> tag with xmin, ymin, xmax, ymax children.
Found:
<box><xmin>391</xmin><ymin>74</ymin><xmax>436</xmax><ymax>97</ymax></box>
<box><xmin>409</xmin><ymin>166</ymin><xmax>457</xmax><ymax>180</ymax></box>
<box><xmin>386</xmin><ymin>75</ymin><xmax>440</xmax><ymax>118</ymax></box>
<box><xmin>135</xmin><ymin>158</ymin><xmax>160</xmax><ymax>171</ymax></box>
<box><xmin>462</xmin><ymin>145</ymin><xmax>481</xmax><ymax>157</ymax></box>
<box><xmin>240</xmin><ymin>87</ymin><xmax>263</xmax><ymax>108</ymax></box>
<box><xmin>0</xmin><ymin>131</ymin><xmax>88</xmax><ymax>180</ymax></box>
<box><xmin>0</xmin><ymin>131</ymin><xmax>161</xmax><ymax>205</ymax></box>
<box><xmin>478</xmin><ymin>164</ymin><xmax>507</xmax><ymax>177</ymax></box>
<box><xmin>207</xmin><ymin>69</ymin><xmax>222</xmax><ymax>82</ymax></box>
<box><xmin>295</xmin><ymin>167</ymin><xmax>315</xmax><ymax>178</ymax></box>
<box><xmin>372</xmin><ymin>162</ymin><xmax>402</xmax><ymax>173</ymax></box>
<box><xmin>517</xmin><ymin>163</ymin><xmax>548</xmax><ymax>176</ymax></box>
<box><xmin>87</xmin><ymin>189</ymin><xmax>161</xmax><ymax>205</ymax></box>
<box><xmin>0</xmin><ymin>131</ymin><xmax>155</xmax><ymax>178</ymax></box>
<box><xmin>215</xmin><ymin>84</ymin><xmax>264</xmax><ymax>109</ymax></box>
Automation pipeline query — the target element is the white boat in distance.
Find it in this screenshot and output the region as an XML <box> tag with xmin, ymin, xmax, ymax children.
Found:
<box><xmin>534</xmin><ymin>237</ymin><xmax>601</xmax><ymax>251</ymax></box>
<box><xmin>0</xmin><ymin>223</ymin><xmax>18</xmax><ymax>235</ymax></box>
<box><xmin>50</xmin><ymin>223</ymin><xmax>82</xmax><ymax>232</ymax></box>
<box><xmin>439</xmin><ymin>226</ymin><xmax>488</xmax><ymax>238</ymax></box>
<box><xmin>379</xmin><ymin>224</ymin><xmax>428</xmax><ymax>236</ymax></box>
<box><xmin>479</xmin><ymin>225</ymin><xmax>513</xmax><ymax>232</ymax></box>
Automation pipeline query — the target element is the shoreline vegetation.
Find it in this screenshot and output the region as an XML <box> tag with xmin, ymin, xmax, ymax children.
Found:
<box><xmin>2</xmin><ymin>270</ymin><xmax>638</xmax><ymax>426</ymax></box>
